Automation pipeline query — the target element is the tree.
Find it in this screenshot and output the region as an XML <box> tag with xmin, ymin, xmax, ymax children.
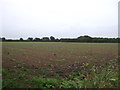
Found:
<box><xmin>27</xmin><ymin>37</ymin><xmax>33</xmax><ymax>41</ymax></box>
<box><xmin>42</xmin><ymin>37</ymin><xmax>50</xmax><ymax>42</ymax></box>
<box><xmin>77</xmin><ymin>35</ymin><xmax>92</xmax><ymax>42</ymax></box>
<box><xmin>50</xmin><ymin>36</ymin><xmax>55</xmax><ymax>42</ymax></box>
<box><xmin>2</xmin><ymin>37</ymin><xmax>6</xmax><ymax>41</ymax></box>
<box><xmin>20</xmin><ymin>38</ymin><xmax>23</xmax><ymax>41</ymax></box>
<box><xmin>56</xmin><ymin>38</ymin><xmax>60</xmax><ymax>42</ymax></box>
<box><xmin>34</xmin><ymin>38</ymin><xmax>41</xmax><ymax>41</ymax></box>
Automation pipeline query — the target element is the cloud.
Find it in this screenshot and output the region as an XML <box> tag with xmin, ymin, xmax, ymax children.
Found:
<box><xmin>0</xmin><ymin>0</ymin><xmax>119</xmax><ymax>38</ymax></box>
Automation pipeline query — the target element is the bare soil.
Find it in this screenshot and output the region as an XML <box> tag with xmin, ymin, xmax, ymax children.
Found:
<box><xmin>2</xmin><ymin>42</ymin><xmax>118</xmax><ymax>76</ymax></box>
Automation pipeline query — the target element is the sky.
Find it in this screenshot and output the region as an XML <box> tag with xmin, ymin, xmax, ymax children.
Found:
<box><xmin>0</xmin><ymin>0</ymin><xmax>119</xmax><ymax>39</ymax></box>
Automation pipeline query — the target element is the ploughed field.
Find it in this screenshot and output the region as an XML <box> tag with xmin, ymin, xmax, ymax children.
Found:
<box><xmin>2</xmin><ymin>42</ymin><xmax>119</xmax><ymax>88</ymax></box>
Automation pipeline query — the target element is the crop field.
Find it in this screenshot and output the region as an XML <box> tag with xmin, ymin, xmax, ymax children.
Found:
<box><xmin>2</xmin><ymin>42</ymin><xmax>119</xmax><ymax>88</ymax></box>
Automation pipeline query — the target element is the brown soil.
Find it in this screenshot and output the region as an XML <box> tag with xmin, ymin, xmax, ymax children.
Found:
<box><xmin>2</xmin><ymin>42</ymin><xmax>118</xmax><ymax>75</ymax></box>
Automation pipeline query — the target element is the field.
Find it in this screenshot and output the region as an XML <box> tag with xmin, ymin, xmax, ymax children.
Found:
<box><xmin>2</xmin><ymin>42</ymin><xmax>119</xmax><ymax>88</ymax></box>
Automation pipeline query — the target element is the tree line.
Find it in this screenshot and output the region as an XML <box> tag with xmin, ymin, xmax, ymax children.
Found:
<box><xmin>0</xmin><ymin>35</ymin><xmax>119</xmax><ymax>43</ymax></box>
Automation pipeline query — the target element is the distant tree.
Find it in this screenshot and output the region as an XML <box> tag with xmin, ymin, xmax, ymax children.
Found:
<box><xmin>2</xmin><ymin>37</ymin><xmax>6</xmax><ymax>41</ymax></box>
<box><xmin>27</xmin><ymin>37</ymin><xmax>33</xmax><ymax>41</ymax></box>
<box><xmin>50</xmin><ymin>36</ymin><xmax>55</xmax><ymax>42</ymax></box>
<box><xmin>56</xmin><ymin>38</ymin><xmax>60</xmax><ymax>42</ymax></box>
<box><xmin>42</xmin><ymin>37</ymin><xmax>50</xmax><ymax>41</ymax></box>
<box><xmin>60</xmin><ymin>38</ymin><xmax>77</xmax><ymax>42</ymax></box>
<box><xmin>77</xmin><ymin>35</ymin><xmax>92</xmax><ymax>42</ymax></box>
<box><xmin>20</xmin><ymin>38</ymin><xmax>23</xmax><ymax>41</ymax></box>
<box><xmin>34</xmin><ymin>38</ymin><xmax>41</xmax><ymax>41</ymax></box>
<box><xmin>1</xmin><ymin>35</ymin><xmax>118</xmax><ymax>43</ymax></box>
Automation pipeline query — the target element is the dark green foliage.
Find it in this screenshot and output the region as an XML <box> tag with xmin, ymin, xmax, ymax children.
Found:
<box><xmin>50</xmin><ymin>36</ymin><xmax>56</xmax><ymax>42</ymax></box>
<box><xmin>77</xmin><ymin>35</ymin><xmax>92</xmax><ymax>42</ymax></box>
<box><xmin>27</xmin><ymin>37</ymin><xmax>33</xmax><ymax>41</ymax></box>
<box><xmin>30</xmin><ymin>77</ymin><xmax>59</xmax><ymax>89</ymax></box>
<box><xmin>0</xmin><ymin>35</ymin><xmax>118</xmax><ymax>43</ymax></box>
<box><xmin>19</xmin><ymin>38</ymin><xmax>23</xmax><ymax>41</ymax></box>
<box><xmin>42</xmin><ymin>37</ymin><xmax>50</xmax><ymax>42</ymax></box>
<box><xmin>2</xmin><ymin>37</ymin><xmax>6</xmax><ymax>41</ymax></box>
<box><xmin>2</xmin><ymin>58</ymin><xmax>119</xmax><ymax>88</ymax></box>
<box><xmin>60</xmin><ymin>35</ymin><xmax>118</xmax><ymax>43</ymax></box>
<box><xmin>34</xmin><ymin>37</ymin><xmax>41</xmax><ymax>41</ymax></box>
<box><xmin>2</xmin><ymin>80</ymin><xmax>24</xmax><ymax>89</ymax></box>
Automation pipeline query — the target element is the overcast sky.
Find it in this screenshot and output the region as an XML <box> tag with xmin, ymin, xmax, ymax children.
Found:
<box><xmin>0</xmin><ymin>0</ymin><xmax>119</xmax><ymax>39</ymax></box>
